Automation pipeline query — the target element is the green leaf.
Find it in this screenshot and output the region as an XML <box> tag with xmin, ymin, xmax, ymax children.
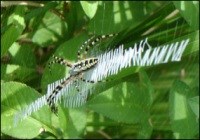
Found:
<box><xmin>58</xmin><ymin>107</ymin><xmax>86</xmax><ymax>138</ymax></box>
<box><xmin>80</xmin><ymin>1</ymin><xmax>98</xmax><ymax>19</ymax></box>
<box><xmin>8</xmin><ymin>42</ymin><xmax>36</xmax><ymax>68</ymax></box>
<box><xmin>137</xmin><ymin>120</ymin><xmax>153</xmax><ymax>139</ymax></box>
<box><xmin>1</xmin><ymin>6</ymin><xmax>25</xmax><ymax>56</ymax></box>
<box><xmin>32</xmin><ymin>11</ymin><xmax>67</xmax><ymax>46</ymax></box>
<box><xmin>1</xmin><ymin>82</ymin><xmax>54</xmax><ymax>139</ymax></box>
<box><xmin>188</xmin><ymin>96</ymin><xmax>199</xmax><ymax>118</ymax></box>
<box><xmin>25</xmin><ymin>2</ymin><xmax>58</xmax><ymax>21</ymax></box>
<box><xmin>88</xmin><ymin>1</ymin><xmax>164</xmax><ymax>34</ymax></box>
<box><xmin>1</xmin><ymin>24</ymin><xmax>22</xmax><ymax>56</ymax></box>
<box><xmin>169</xmin><ymin>80</ymin><xmax>198</xmax><ymax>139</ymax></box>
<box><xmin>1</xmin><ymin>64</ymin><xmax>37</xmax><ymax>83</ymax></box>
<box><xmin>87</xmin><ymin>71</ymin><xmax>153</xmax><ymax>124</ymax></box>
<box><xmin>173</xmin><ymin>1</ymin><xmax>199</xmax><ymax>31</ymax></box>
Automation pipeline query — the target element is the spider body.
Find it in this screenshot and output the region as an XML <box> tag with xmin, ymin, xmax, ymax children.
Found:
<box><xmin>69</xmin><ymin>58</ymin><xmax>98</xmax><ymax>76</ymax></box>
<box><xmin>47</xmin><ymin>33</ymin><xmax>117</xmax><ymax>114</ymax></box>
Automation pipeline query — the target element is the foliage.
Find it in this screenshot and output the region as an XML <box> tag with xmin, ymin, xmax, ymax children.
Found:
<box><xmin>1</xmin><ymin>1</ymin><xmax>199</xmax><ymax>139</ymax></box>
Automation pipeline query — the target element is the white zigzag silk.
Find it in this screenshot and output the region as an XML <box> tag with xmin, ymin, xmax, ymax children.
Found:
<box><xmin>14</xmin><ymin>38</ymin><xmax>189</xmax><ymax>125</ymax></box>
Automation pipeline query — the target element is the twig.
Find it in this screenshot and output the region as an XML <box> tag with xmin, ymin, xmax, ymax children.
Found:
<box><xmin>97</xmin><ymin>130</ymin><xmax>112</xmax><ymax>139</ymax></box>
<box><xmin>1</xmin><ymin>1</ymin><xmax>44</xmax><ymax>7</ymax></box>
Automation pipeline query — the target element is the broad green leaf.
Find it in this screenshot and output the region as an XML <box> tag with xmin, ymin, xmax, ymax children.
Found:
<box><xmin>25</xmin><ymin>2</ymin><xmax>58</xmax><ymax>21</ymax></box>
<box><xmin>169</xmin><ymin>80</ymin><xmax>198</xmax><ymax>139</ymax></box>
<box><xmin>1</xmin><ymin>24</ymin><xmax>21</xmax><ymax>56</ymax></box>
<box><xmin>32</xmin><ymin>11</ymin><xmax>68</xmax><ymax>46</ymax></box>
<box><xmin>58</xmin><ymin>107</ymin><xmax>86</xmax><ymax>138</ymax></box>
<box><xmin>1</xmin><ymin>64</ymin><xmax>37</xmax><ymax>83</ymax></box>
<box><xmin>173</xmin><ymin>1</ymin><xmax>199</xmax><ymax>31</ymax></box>
<box><xmin>8</xmin><ymin>42</ymin><xmax>36</xmax><ymax>68</ymax></box>
<box><xmin>88</xmin><ymin>1</ymin><xmax>165</xmax><ymax>34</ymax></box>
<box><xmin>1</xmin><ymin>6</ymin><xmax>25</xmax><ymax>56</ymax></box>
<box><xmin>181</xmin><ymin>30</ymin><xmax>199</xmax><ymax>56</ymax></box>
<box><xmin>87</xmin><ymin>71</ymin><xmax>153</xmax><ymax>124</ymax></box>
<box><xmin>80</xmin><ymin>1</ymin><xmax>98</xmax><ymax>19</ymax></box>
<box><xmin>1</xmin><ymin>82</ymin><xmax>54</xmax><ymax>139</ymax></box>
<box><xmin>64</xmin><ymin>2</ymin><xmax>89</xmax><ymax>37</ymax></box>
<box><xmin>188</xmin><ymin>96</ymin><xmax>199</xmax><ymax>118</ymax></box>
<box><xmin>137</xmin><ymin>120</ymin><xmax>153</xmax><ymax>139</ymax></box>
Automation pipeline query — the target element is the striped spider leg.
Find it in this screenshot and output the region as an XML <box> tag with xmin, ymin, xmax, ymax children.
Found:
<box><xmin>47</xmin><ymin>57</ymin><xmax>98</xmax><ymax>114</ymax></box>
<box><xmin>46</xmin><ymin>74</ymin><xmax>79</xmax><ymax>114</ymax></box>
<box><xmin>77</xmin><ymin>33</ymin><xmax>118</xmax><ymax>60</ymax></box>
<box><xmin>47</xmin><ymin>33</ymin><xmax>117</xmax><ymax>113</ymax></box>
<box><xmin>77</xmin><ymin>33</ymin><xmax>118</xmax><ymax>83</ymax></box>
<box><xmin>48</xmin><ymin>33</ymin><xmax>117</xmax><ymax>73</ymax></box>
<box><xmin>48</xmin><ymin>55</ymin><xmax>73</xmax><ymax>74</ymax></box>
<box><xmin>48</xmin><ymin>34</ymin><xmax>117</xmax><ymax>81</ymax></box>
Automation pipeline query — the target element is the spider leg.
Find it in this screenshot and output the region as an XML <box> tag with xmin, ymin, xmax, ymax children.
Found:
<box><xmin>80</xmin><ymin>71</ymin><xmax>112</xmax><ymax>83</ymax></box>
<box><xmin>46</xmin><ymin>75</ymin><xmax>74</xmax><ymax>114</ymax></box>
<box><xmin>84</xmin><ymin>34</ymin><xmax>118</xmax><ymax>56</ymax></box>
<box><xmin>80</xmin><ymin>77</ymin><xmax>95</xmax><ymax>83</ymax></box>
<box><xmin>47</xmin><ymin>32</ymin><xmax>118</xmax><ymax>113</ymax></box>
<box><xmin>73</xmin><ymin>79</ymin><xmax>80</xmax><ymax>92</ymax></box>
<box><xmin>48</xmin><ymin>55</ymin><xmax>73</xmax><ymax>74</ymax></box>
<box><xmin>77</xmin><ymin>33</ymin><xmax>118</xmax><ymax>60</ymax></box>
<box><xmin>77</xmin><ymin>35</ymin><xmax>95</xmax><ymax>60</ymax></box>
<box><xmin>80</xmin><ymin>77</ymin><xmax>110</xmax><ymax>83</ymax></box>
<box><xmin>50</xmin><ymin>104</ymin><xmax>58</xmax><ymax>116</ymax></box>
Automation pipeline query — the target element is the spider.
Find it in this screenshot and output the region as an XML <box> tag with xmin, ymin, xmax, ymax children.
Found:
<box><xmin>47</xmin><ymin>33</ymin><xmax>118</xmax><ymax>114</ymax></box>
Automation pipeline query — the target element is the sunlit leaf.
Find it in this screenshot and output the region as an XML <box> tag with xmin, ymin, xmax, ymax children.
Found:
<box><xmin>8</xmin><ymin>42</ymin><xmax>36</xmax><ymax>68</ymax></box>
<box><xmin>188</xmin><ymin>96</ymin><xmax>199</xmax><ymax>118</ymax></box>
<box><xmin>173</xmin><ymin>1</ymin><xmax>199</xmax><ymax>31</ymax></box>
<box><xmin>1</xmin><ymin>6</ymin><xmax>25</xmax><ymax>56</ymax></box>
<box><xmin>1</xmin><ymin>64</ymin><xmax>37</xmax><ymax>83</ymax></box>
<box><xmin>1</xmin><ymin>82</ymin><xmax>55</xmax><ymax>139</ymax></box>
<box><xmin>169</xmin><ymin>80</ymin><xmax>198</xmax><ymax>139</ymax></box>
<box><xmin>32</xmin><ymin>11</ymin><xmax>67</xmax><ymax>46</ymax></box>
<box><xmin>58</xmin><ymin>107</ymin><xmax>86</xmax><ymax>138</ymax></box>
<box><xmin>80</xmin><ymin>1</ymin><xmax>98</xmax><ymax>19</ymax></box>
<box><xmin>87</xmin><ymin>71</ymin><xmax>153</xmax><ymax>124</ymax></box>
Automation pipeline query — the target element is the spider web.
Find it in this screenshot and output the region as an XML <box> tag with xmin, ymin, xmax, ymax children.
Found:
<box><xmin>76</xmin><ymin>1</ymin><xmax>199</xmax><ymax>139</ymax></box>
<box><xmin>11</xmin><ymin>1</ymin><xmax>199</xmax><ymax>138</ymax></box>
<box><xmin>58</xmin><ymin>2</ymin><xmax>199</xmax><ymax>110</ymax></box>
<box><xmin>42</xmin><ymin>1</ymin><xmax>198</xmax><ymax>118</ymax></box>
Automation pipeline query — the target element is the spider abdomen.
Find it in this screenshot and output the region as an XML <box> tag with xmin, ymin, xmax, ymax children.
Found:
<box><xmin>69</xmin><ymin>58</ymin><xmax>98</xmax><ymax>76</ymax></box>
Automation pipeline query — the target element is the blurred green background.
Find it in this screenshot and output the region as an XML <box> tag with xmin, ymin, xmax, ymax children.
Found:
<box><xmin>1</xmin><ymin>1</ymin><xmax>199</xmax><ymax>139</ymax></box>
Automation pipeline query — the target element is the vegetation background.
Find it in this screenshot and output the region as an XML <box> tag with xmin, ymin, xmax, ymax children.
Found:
<box><xmin>1</xmin><ymin>1</ymin><xmax>199</xmax><ymax>139</ymax></box>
